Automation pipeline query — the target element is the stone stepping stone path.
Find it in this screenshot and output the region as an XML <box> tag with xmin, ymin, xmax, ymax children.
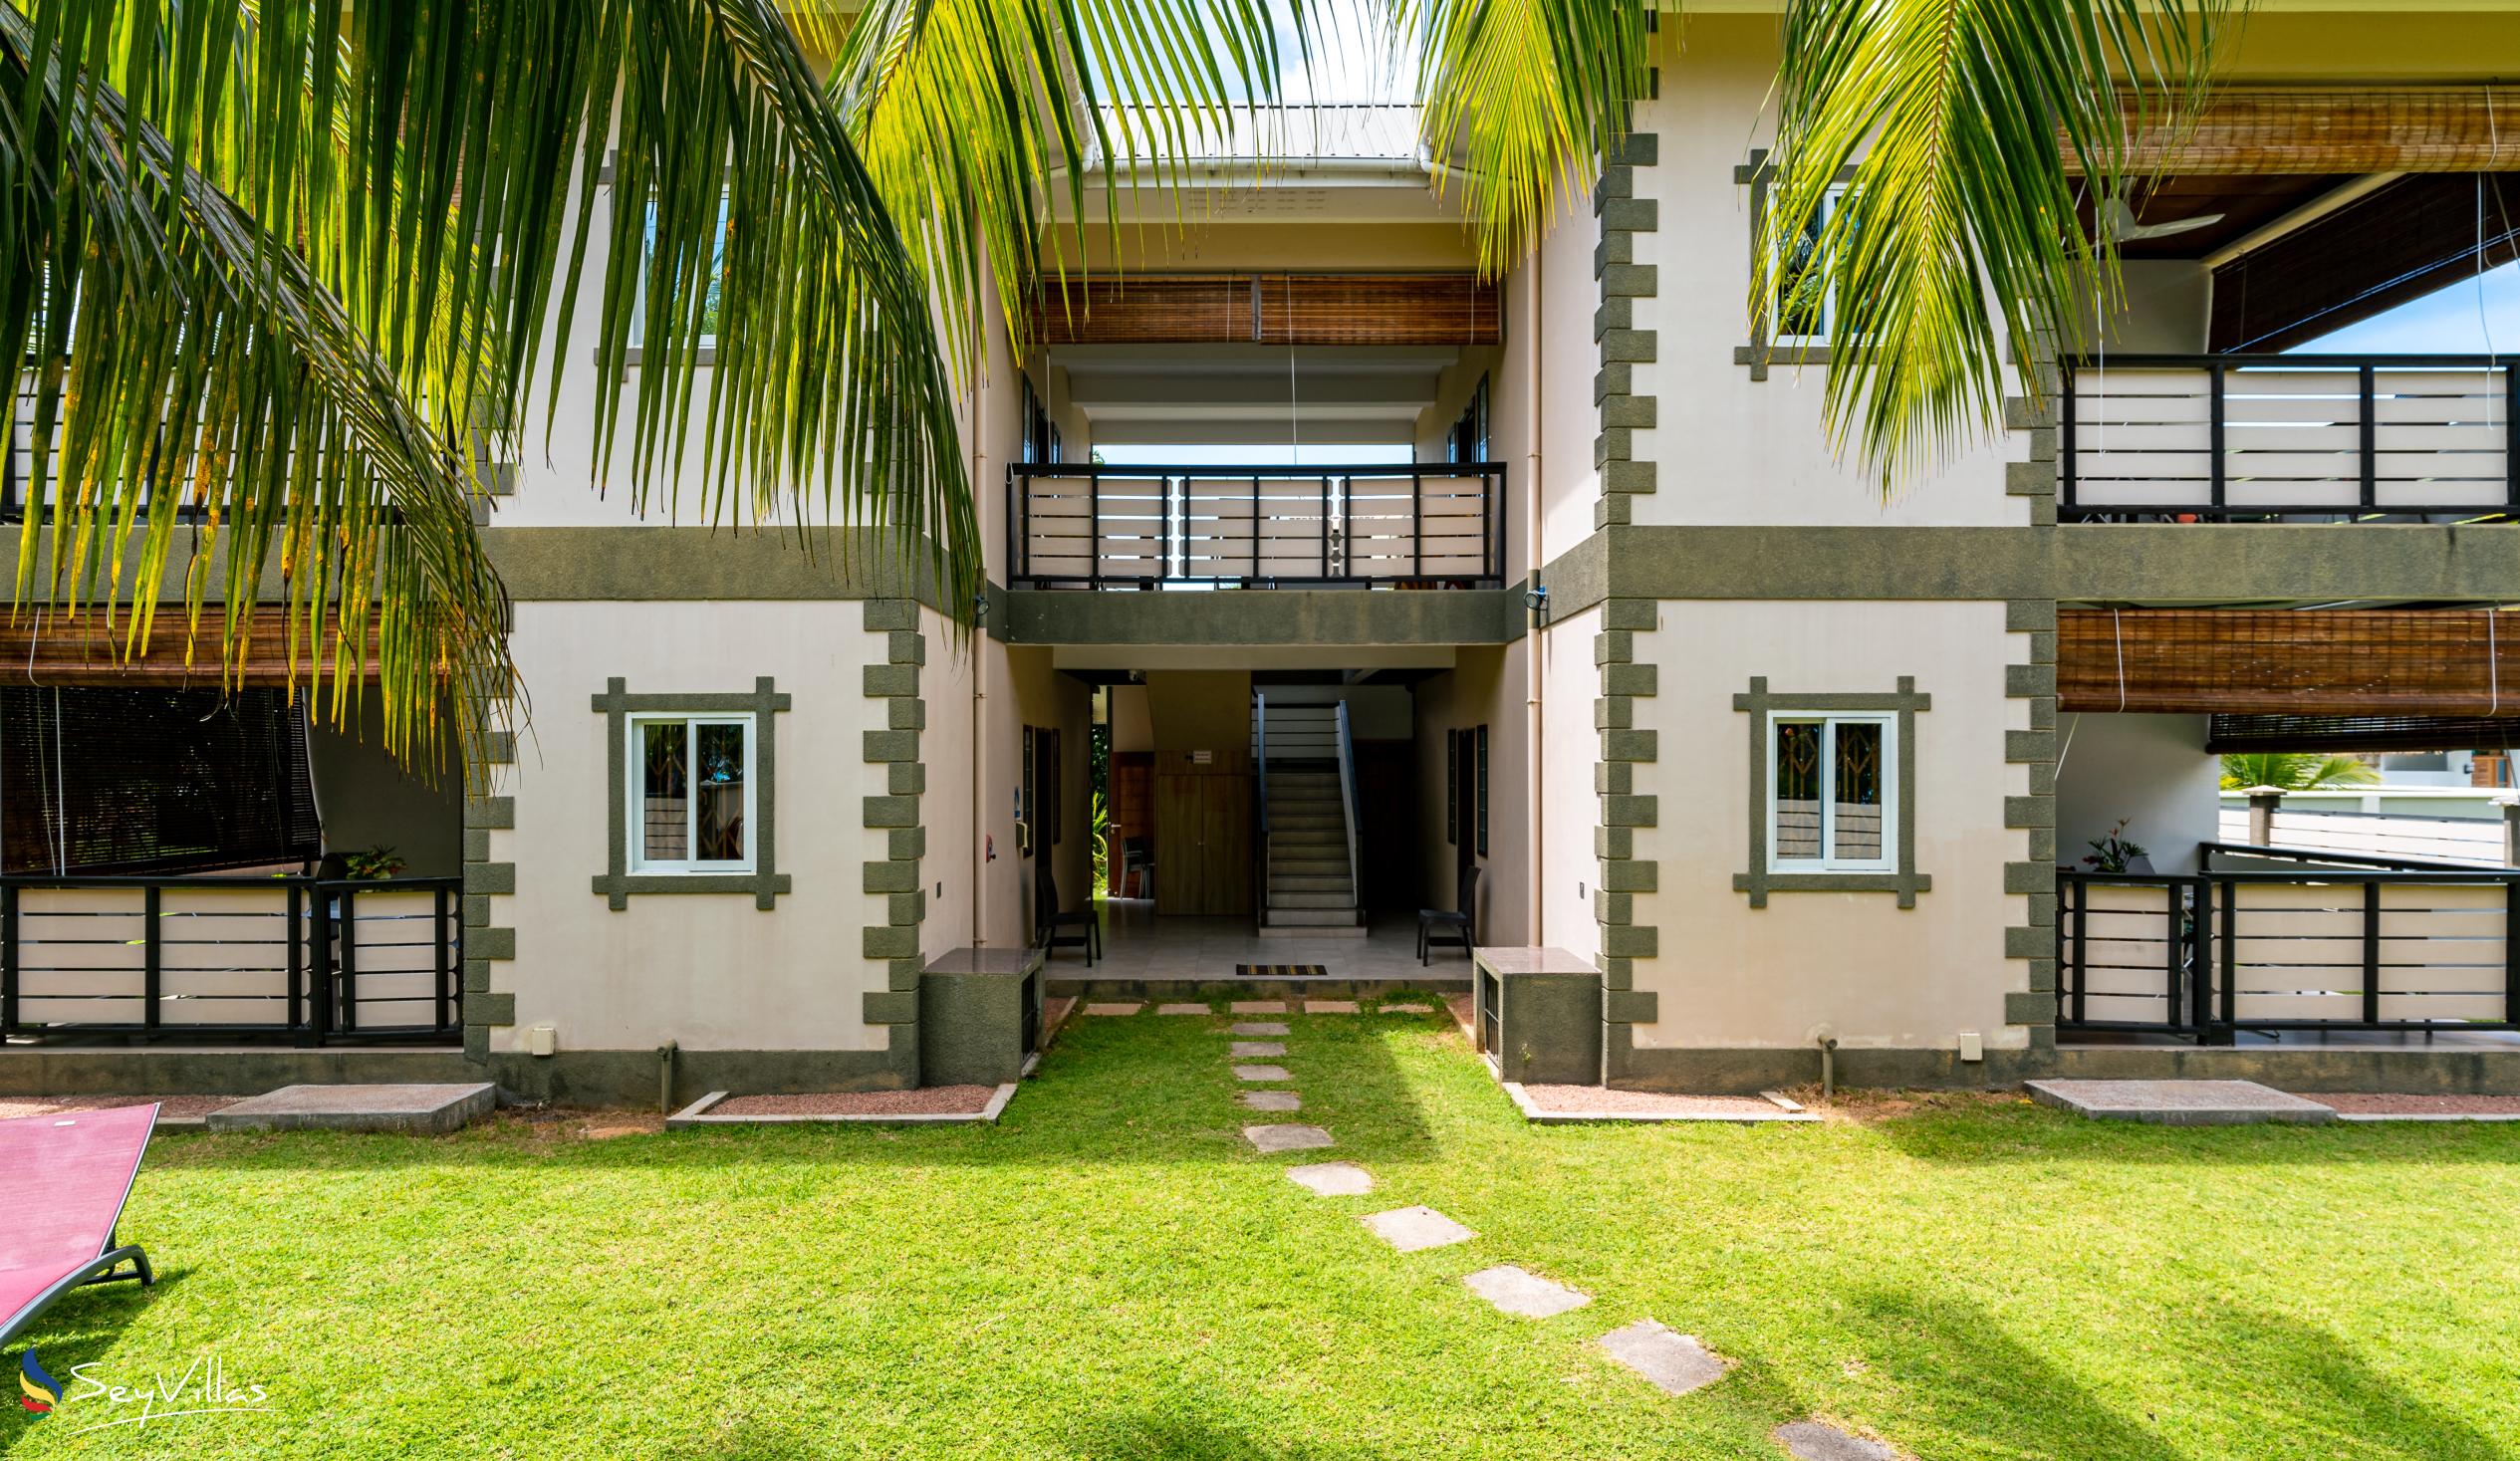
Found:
<box><xmin>1084</xmin><ymin>1002</ymin><xmax>1143</xmax><ymax>1016</ymax></box>
<box><xmin>1229</xmin><ymin>1041</ymin><xmax>1288</xmax><ymax>1059</ymax></box>
<box><xmin>1596</xmin><ymin>1321</ymin><xmax>1730</xmax><ymax>1396</ymax></box>
<box><xmin>1380</xmin><ymin>1002</ymin><xmax>1432</xmax><ymax>1013</ymax></box>
<box><xmin>1241</xmin><ymin>1091</ymin><xmax>1301</xmax><ymax>1112</ymax></box>
<box><xmin>1231</xmin><ymin>1000</ymin><xmax>1289</xmax><ymax>1014</ymax></box>
<box><xmin>1463</xmin><ymin>1265</ymin><xmax>1592</xmax><ymax>1319</ymax></box>
<box><xmin>1286</xmin><ymin>1161</ymin><xmax>1374</xmax><ymax>1196</ymax></box>
<box><xmin>1303</xmin><ymin>999</ymin><xmax>1360</xmax><ymax>1014</ymax></box>
<box><xmin>1362</xmin><ymin>1205</ymin><xmax>1476</xmax><ymax>1253</ymax></box>
<box><xmin>1776</xmin><ymin>1421</ymin><xmax>1900</xmax><ymax>1461</ymax></box>
<box><xmin>1234</xmin><ymin>1065</ymin><xmax>1293</xmax><ymax>1082</ymax></box>
<box><xmin>1230</xmin><ymin>1021</ymin><xmax>1289</xmax><ymax>1036</ymax></box>
<box><xmin>1244</xmin><ymin>1123</ymin><xmax>1334</xmax><ymax>1153</ymax></box>
<box><xmin>1157</xmin><ymin>1003</ymin><xmax>1210</xmax><ymax>1016</ymax></box>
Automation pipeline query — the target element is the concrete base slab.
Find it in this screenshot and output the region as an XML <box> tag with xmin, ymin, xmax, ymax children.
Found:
<box><xmin>1286</xmin><ymin>1161</ymin><xmax>1374</xmax><ymax>1196</ymax></box>
<box><xmin>1381</xmin><ymin>1002</ymin><xmax>1434</xmax><ymax>1013</ymax></box>
<box><xmin>1501</xmin><ymin>1082</ymin><xmax>1819</xmax><ymax>1125</ymax></box>
<box><xmin>1241</xmin><ymin>1090</ymin><xmax>1302</xmax><ymax>1112</ymax></box>
<box><xmin>2027</xmin><ymin>1079</ymin><xmax>2336</xmax><ymax>1125</ymax></box>
<box><xmin>1233</xmin><ymin>1065</ymin><xmax>1293</xmax><ymax>1082</ymax></box>
<box><xmin>1596</xmin><ymin>1320</ymin><xmax>1729</xmax><ymax>1396</ymax></box>
<box><xmin>1463</xmin><ymin>1265</ymin><xmax>1592</xmax><ymax>1319</ymax></box>
<box><xmin>1231</xmin><ymin>1001</ymin><xmax>1291</xmax><ymax>1014</ymax></box>
<box><xmin>1304</xmin><ymin>1000</ymin><xmax>1361</xmax><ymax>1014</ymax></box>
<box><xmin>1362</xmin><ymin>1204</ymin><xmax>1475</xmax><ymax>1253</ymax></box>
<box><xmin>1243</xmin><ymin>1123</ymin><xmax>1334</xmax><ymax>1153</ymax></box>
<box><xmin>205</xmin><ymin>1083</ymin><xmax>494</xmax><ymax>1134</ymax></box>
<box><xmin>1156</xmin><ymin>1003</ymin><xmax>1210</xmax><ymax>1016</ymax></box>
<box><xmin>1229</xmin><ymin>1041</ymin><xmax>1288</xmax><ymax>1059</ymax></box>
<box><xmin>1084</xmin><ymin>1002</ymin><xmax>1143</xmax><ymax>1016</ymax></box>
<box><xmin>666</xmin><ymin>1086</ymin><xmax>1016</xmax><ymax>1127</ymax></box>
<box><xmin>1231</xmin><ymin>1022</ymin><xmax>1291</xmax><ymax>1036</ymax></box>
<box><xmin>1776</xmin><ymin>1420</ymin><xmax>1901</xmax><ymax>1461</ymax></box>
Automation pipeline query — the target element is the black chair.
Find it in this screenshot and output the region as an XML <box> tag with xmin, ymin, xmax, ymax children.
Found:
<box><xmin>1418</xmin><ymin>862</ymin><xmax>1477</xmax><ymax>966</ymax></box>
<box><xmin>1037</xmin><ymin>867</ymin><xmax>1101</xmax><ymax>966</ymax></box>
<box><xmin>1119</xmin><ymin>837</ymin><xmax>1154</xmax><ymax>899</ymax></box>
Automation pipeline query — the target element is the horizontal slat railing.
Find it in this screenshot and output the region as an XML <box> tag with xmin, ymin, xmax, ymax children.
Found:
<box><xmin>0</xmin><ymin>873</ymin><xmax>461</xmax><ymax>1044</ymax></box>
<box><xmin>2057</xmin><ymin>867</ymin><xmax>2520</xmax><ymax>1042</ymax></box>
<box><xmin>1010</xmin><ymin>463</ymin><xmax>1505</xmax><ymax>588</ymax></box>
<box><xmin>2060</xmin><ymin>355</ymin><xmax>2517</xmax><ymax>521</ymax></box>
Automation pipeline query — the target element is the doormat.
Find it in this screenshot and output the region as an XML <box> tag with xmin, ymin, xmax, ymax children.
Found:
<box><xmin>1237</xmin><ymin>964</ymin><xmax>1330</xmax><ymax>979</ymax></box>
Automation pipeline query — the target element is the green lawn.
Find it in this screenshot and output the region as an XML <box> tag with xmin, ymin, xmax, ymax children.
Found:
<box><xmin>11</xmin><ymin>1008</ymin><xmax>2520</xmax><ymax>1459</ymax></box>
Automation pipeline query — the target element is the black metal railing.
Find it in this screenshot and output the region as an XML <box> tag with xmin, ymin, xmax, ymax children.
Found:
<box><xmin>2057</xmin><ymin>865</ymin><xmax>2520</xmax><ymax>1043</ymax></box>
<box><xmin>0</xmin><ymin>873</ymin><xmax>462</xmax><ymax>1045</ymax></box>
<box><xmin>2059</xmin><ymin>354</ymin><xmax>2518</xmax><ymax>522</ymax></box>
<box><xmin>1008</xmin><ymin>462</ymin><xmax>1506</xmax><ymax>588</ymax></box>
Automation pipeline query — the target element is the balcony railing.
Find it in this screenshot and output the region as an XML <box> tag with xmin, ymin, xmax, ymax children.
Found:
<box><xmin>1</xmin><ymin>874</ymin><xmax>463</xmax><ymax>1045</ymax></box>
<box><xmin>2060</xmin><ymin>354</ymin><xmax>2518</xmax><ymax>521</ymax></box>
<box><xmin>1008</xmin><ymin>463</ymin><xmax>1506</xmax><ymax>588</ymax></box>
<box><xmin>2056</xmin><ymin>861</ymin><xmax>2519</xmax><ymax>1043</ymax></box>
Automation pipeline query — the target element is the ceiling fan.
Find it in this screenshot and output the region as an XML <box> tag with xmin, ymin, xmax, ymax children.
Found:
<box><xmin>2101</xmin><ymin>184</ymin><xmax>2225</xmax><ymax>244</ymax></box>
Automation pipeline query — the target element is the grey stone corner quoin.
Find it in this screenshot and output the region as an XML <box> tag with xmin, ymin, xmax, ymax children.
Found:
<box><xmin>591</xmin><ymin>675</ymin><xmax>793</xmax><ymax>911</ymax></box>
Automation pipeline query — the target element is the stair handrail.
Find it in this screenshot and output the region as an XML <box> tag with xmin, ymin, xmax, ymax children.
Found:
<box><xmin>1334</xmin><ymin>700</ymin><xmax>1362</xmax><ymax>918</ymax></box>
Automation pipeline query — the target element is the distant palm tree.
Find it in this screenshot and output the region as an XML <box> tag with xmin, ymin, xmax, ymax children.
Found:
<box><xmin>2220</xmin><ymin>754</ymin><xmax>2386</xmax><ymax>793</ymax></box>
<box><xmin>6</xmin><ymin>0</ymin><xmax>2230</xmax><ymax>765</ymax></box>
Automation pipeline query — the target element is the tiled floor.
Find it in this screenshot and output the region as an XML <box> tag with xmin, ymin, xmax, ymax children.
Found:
<box><xmin>1039</xmin><ymin>900</ymin><xmax>1475</xmax><ymax>984</ymax></box>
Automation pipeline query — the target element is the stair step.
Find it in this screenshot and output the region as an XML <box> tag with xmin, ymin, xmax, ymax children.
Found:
<box><xmin>1271</xmin><ymin>860</ymin><xmax>1351</xmax><ymax>877</ymax></box>
<box><xmin>1263</xmin><ymin>907</ymin><xmax>1364</xmax><ymax>927</ymax></box>
<box><xmin>1270</xmin><ymin>875</ymin><xmax>1354</xmax><ymax>892</ymax></box>
<box><xmin>1268</xmin><ymin>891</ymin><xmax>1359</xmax><ymax>909</ymax></box>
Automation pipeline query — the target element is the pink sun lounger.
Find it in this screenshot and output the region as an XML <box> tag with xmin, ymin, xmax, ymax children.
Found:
<box><xmin>0</xmin><ymin>1103</ymin><xmax>158</xmax><ymax>1347</ymax></box>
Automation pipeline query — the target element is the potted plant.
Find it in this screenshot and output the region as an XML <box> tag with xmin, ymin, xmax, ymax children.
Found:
<box><xmin>343</xmin><ymin>845</ymin><xmax>406</xmax><ymax>881</ymax></box>
<box><xmin>2081</xmin><ymin>821</ymin><xmax>2147</xmax><ymax>874</ymax></box>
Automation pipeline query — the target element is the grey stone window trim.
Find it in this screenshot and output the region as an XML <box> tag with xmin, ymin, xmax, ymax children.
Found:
<box><xmin>1734</xmin><ymin>152</ymin><xmax>1861</xmax><ymax>381</ymax></box>
<box><xmin>593</xmin><ymin>676</ymin><xmax>793</xmax><ymax>910</ymax></box>
<box><xmin>1731</xmin><ymin>676</ymin><xmax>1932</xmax><ymax>909</ymax></box>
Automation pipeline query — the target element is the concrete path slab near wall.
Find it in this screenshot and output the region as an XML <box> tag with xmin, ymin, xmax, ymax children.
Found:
<box><xmin>1241</xmin><ymin>1091</ymin><xmax>1301</xmax><ymax>1112</ymax></box>
<box><xmin>1085</xmin><ymin>1002</ymin><xmax>1144</xmax><ymax>1016</ymax></box>
<box><xmin>1463</xmin><ymin>1266</ymin><xmax>1592</xmax><ymax>1319</ymax></box>
<box><xmin>1286</xmin><ymin>1161</ymin><xmax>1374</xmax><ymax>1196</ymax></box>
<box><xmin>2027</xmin><ymin>1079</ymin><xmax>2336</xmax><ymax>1125</ymax></box>
<box><xmin>1362</xmin><ymin>1205</ymin><xmax>1475</xmax><ymax>1253</ymax></box>
<box><xmin>1234</xmin><ymin>1065</ymin><xmax>1293</xmax><ymax>1083</ymax></box>
<box><xmin>1231</xmin><ymin>1022</ymin><xmax>1290</xmax><ymax>1036</ymax></box>
<box><xmin>1229</xmin><ymin>1042</ymin><xmax>1288</xmax><ymax>1059</ymax></box>
<box><xmin>205</xmin><ymin>1083</ymin><xmax>495</xmax><ymax>1135</ymax></box>
<box><xmin>1595</xmin><ymin>1321</ymin><xmax>1730</xmax><ymax>1396</ymax></box>
<box><xmin>1243</xmin><ymin>1123</ymin><xmax>1334</xmax><ymax>1153</ymax></box>
<box><xmin>1775</xmin><ymin>1420</ymin><xmax>1903</xmax><ymax>1461</ymax></box>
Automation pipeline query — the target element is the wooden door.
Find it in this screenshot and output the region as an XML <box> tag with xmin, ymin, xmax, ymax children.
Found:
<box><xmin>1201</xmin><ymin>773</ymin><xmax>1253</xmax><ymax>916</ymax></box>
<box><xmin>1152</xmin><ymin>749</ymin><xmax>1253</xmax><ymax>915</ymax></box>
<box><xmin>1154</xmin><ymin>771</ymin><xmax>1204</xmax><ymax>911</ymax></box>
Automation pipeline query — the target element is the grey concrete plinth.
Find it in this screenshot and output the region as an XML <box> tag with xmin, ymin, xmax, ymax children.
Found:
<box><xmin>1234</xmin><ymin>1065</ymin><xmax>1293</xmax><ymax>1082</ymax></box>
<box><xmin>1472</xmin><ymin>947</ymin><xmax>1604</xmax><ymax>1087</ymax></box>
<box><xmin>1463</xmin><ymin>1265</ymin><xmax>1592</xmax><ymax>1319</ymax></box>
<box><xmin>1241</xmin><ymin>1091</ymin><xmax>1302</xmax><ymax>1111</ymax></box>
<box><xmin>2027</xmin><ymin>1079</ymin><xmax>2337</xmax><ymax>1125</ymax></box>
<box><xmin>1243</xmin><ymin>1123</ymin><xmax>1334</xmax><ymax>1153</ymax></box>
<box><xmin>1362</xmin><ymin>1205</ymin><xmax>1475</xmax><ymax>1253</ymax></box>
<box><xmin>920</xmin><ymin>945</ymin><xmax>1047</xmax><ymax>1087</ymax></box>
<box><xmin>1157</xmin><ymin>1003</ymin><xmax>1210</xmax><ymax>1016</ymax></box>
<box><xmin>1085</xmin><ymin>1002</ymin><xmax>1143</xmax><ymax>1016</ymax></box>
<box><xmin>1230</xmin><ymin>1022</ymin><xmax>1291</xmax><ymax>1036</ymax></box>
<box><xmin>1595</xmin><ymin>1321</ymin><xmax>1729</xmax><ymax>1396</ymax></box>
<box><xmin>206</xmin><ymin>1083</ymin><xmax>495</xmax><ymax>1134</ymax></box>
<box><xmin>1229</xmin><ymin>1041</ymin><xmax>1288</xmax><ymax>1059</ymax></box>
<box><xmin>1776</xmin><ymin>1421</ymin><xmax>1900</xmax><ymax>1461</ymax></box>
<box><xmin>1231</xmin><ymin>1001</ymin><xmax>1289</xmax><ymax>1014</ymax></box>
<box><xmin>1287</xmin><ymin>1161</ymin><xmax>1374</xmax><ymax>1196</ymax></box>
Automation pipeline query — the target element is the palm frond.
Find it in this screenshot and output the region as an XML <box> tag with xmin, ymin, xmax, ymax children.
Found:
<box><xmin>1393</xmin><ymin>0</ymin><xmax>1653</xmax><ymax>276</ymax></box>
<box><xmin>1761</xmin><ymin>0</ymin><xmax>2235</xmax><ymax>487</ymax></box>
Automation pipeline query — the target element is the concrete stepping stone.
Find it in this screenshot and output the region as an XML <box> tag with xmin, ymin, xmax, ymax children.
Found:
<box><xmin>1380</xmin><ymin>1002</ymin><xmax>1433</xmax><ymax>1013</ymax></box>
<box><xmin>1231</xmin><ymin>1000</ymin><xmax>1289</xmax><ymax>1014</ymax></box>
<box><xmin>1234</xmin><ymin>1065</ymin><xmax>1293</xmax><ymax>1082</ymax></box>
<box><xmin>1156</xmin><ymin>1003</ymin><xmax>1210</xmax><ymax>1016</ymax></box>
<box><xmin>1229</xmin><ymin>1041</ymin><xmax>1288</xmax><ymax>1058</ymax></box>
<box><xmin>1463</xmin><ymin>1265</ymin><xmax>1592</xmax><ymax>1319</ymax></box>
<box><xmin>1286</xmin><ymin>1161</ymin><xmax>1374</xmax><ymax>1196</ymax></box>
<box><xmin>2026</xmin><ymin>1078</ymin><xmax>2335</xmax><ymax>1125</ymax></box>
<box><xmin>1303</xmin><ymin>999</ymin><xmax>1360</xmax><ymax>1014</ymax></box>
<box><xmin>1362</xmin><ymin>1205</ymin><xmax>1475</xmax><ymax>1253</ymax></box>
<box><xmin>206</xmin><ymin>1083</ymin><xmax>495</xmax><ymax>1134</ymax></box>
<box><xmin>1084</xmin><ymin>1002</ymin><xmax>1143</xmax><ymax>1016</ymax></box>
<box><xmin>1243</xmin><ymin>1123</ymin><xmax>1334</xmax><ymax>1153</ymax></box>
<box><xmin>1595</xmin><ymin>1321</ymin><xmax>1729</xmax><ymax>1396</ymax></box>
<box><xmin>1776</xmin><ymin>1421</ymin><xmax>1900</xmax><ymax>1461</ymax></box>
<box><xmin>1230</xmin><ymin>1021</ymin><xmax>1290</xmax><ymax>1036</ymax></box>
<box><xmin>1241</xmin><ymin>1091</ymin><xmax>1302</xmax><ymax>1112</ymax></box>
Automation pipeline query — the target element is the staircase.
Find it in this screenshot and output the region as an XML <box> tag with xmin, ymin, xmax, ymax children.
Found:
<box><xmin>1256</xmin><ymin>699</ymin><xmax>1365</xmax><ymax>934</ymax></box>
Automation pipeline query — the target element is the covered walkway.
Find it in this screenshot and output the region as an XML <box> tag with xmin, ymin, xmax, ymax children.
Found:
<box><xmin>1038</xmin><ymin>900</ymin><xmax>1474</xmax><ymax>994</ymax></box>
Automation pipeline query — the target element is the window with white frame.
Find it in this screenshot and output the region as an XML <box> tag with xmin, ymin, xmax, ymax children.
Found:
<box><xmin>629</xmin><ymin>713</ymin><xmax>756</xmax><ymax>873</ymax></box>
<box><xmin>1768</xmin><ymin>712</ymin><xmax>1893</xmax><ymax>872</ymax></box>
<box><xmin>1769</xmin><ymin>183</ymin><xmax>1853</xmax><ymax>347</ymax></box>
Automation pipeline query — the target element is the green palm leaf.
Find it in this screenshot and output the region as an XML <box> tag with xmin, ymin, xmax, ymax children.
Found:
<box><xmin>1761</xmin><ymin>0</ymin><xmax>2234</xmax><ymax>486</ymax></box>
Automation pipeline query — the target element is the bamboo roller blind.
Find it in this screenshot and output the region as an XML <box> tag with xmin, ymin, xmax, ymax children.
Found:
<box><xmin>1027</xmin><ymin>273</ymin><xmax>1502</xmax><ymax>346</ymax></box>
<box><xmin>2068</xmin><ymin>87</ymin><xmax>2520</xmax><ymax>174</ymax></box>
<box><xmin>2060</xmin><ymin>609</ymin><xmax>2520</xmax><ymax>717</ymax></box>
<box><xmin>0</xmin><ymin>607</ymin><xmax>379</xmax><ymax>687</ymax></box>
